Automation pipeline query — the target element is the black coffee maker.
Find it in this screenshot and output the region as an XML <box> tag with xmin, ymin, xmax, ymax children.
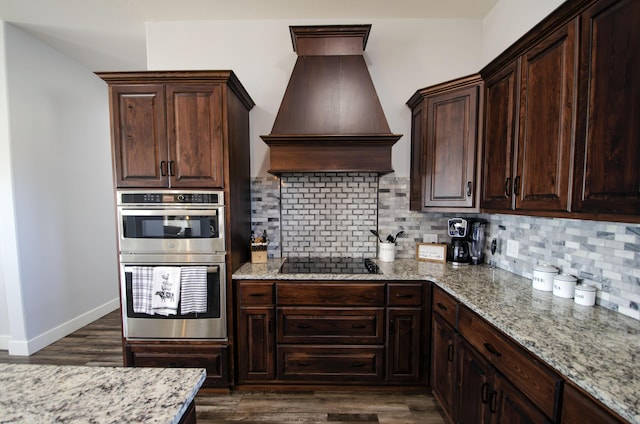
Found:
<box><xmin>448</xmin><ymin>218</ymin><xmax>470</xmax><ymax>266</ymax></box>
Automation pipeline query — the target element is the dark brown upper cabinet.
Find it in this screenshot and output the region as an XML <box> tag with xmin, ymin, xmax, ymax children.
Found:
<box><xmin>98</xmin><ymin>71</ymin><xmax>255</xmax><ymax>189</ymax></box>
<box><xmin>572</xmin><ymin>0</ymin><xmax>640</xmax><ymax>215</ymax></box>
<box><xmin>407</xmin><ymin>75</ymin><xmax>483</xmax><ymax>212</ymax></box>
<box><xmin>481</xmin><ymin>19</ymin><xmax>578</xmax><ymax>212</ymax></box>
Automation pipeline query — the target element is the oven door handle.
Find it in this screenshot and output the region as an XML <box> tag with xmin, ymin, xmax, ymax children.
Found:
<box><xmin>124</xmin><ymin>265</ymin><xmax>220</xmax><ymax>273</ymax></box>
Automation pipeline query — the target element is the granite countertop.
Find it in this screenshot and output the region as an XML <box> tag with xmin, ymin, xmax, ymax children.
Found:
<box><xmin>0</xmin><ymin>364</ymin><xmax>206</xmax><ymax>423</ymax></box>
<box><xmin>234</xmin><ymin>258</ymin><xmax>640</xmax><ymax>423</ymax></box>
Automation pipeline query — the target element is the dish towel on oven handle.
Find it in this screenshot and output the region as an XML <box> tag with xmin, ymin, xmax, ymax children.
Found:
<box><xmin>180</xmin><ymin>266</ymin><xmax>208</xmax><ymax>314</ymax></box>
<box><xmin>151</xmin><ymin>267</ymin><xmax>181</xmax><ymax>316</ymax></box>
<box><xmin>131</xmin><ymin>266</ymin><xmax>154</xmax><ymax>315</ymax></box>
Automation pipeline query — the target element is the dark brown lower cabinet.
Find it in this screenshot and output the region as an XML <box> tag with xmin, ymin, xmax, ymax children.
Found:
<box><xmin>237</xmin><ymin>307</ymin><xmax>275</xmax><ymax>381</ymax></box>
<box><xmin>431</xmin><ymin>313</ymin><xmax>458</xmax><ymax>422</ymax></box>
<box><xmin>235</xmin><ymin>280</ymin><xmax>429</xmax><ymax>386</ymax></box>
<box><xmin>387</xmin><ymin>307</ymin><xmax>422</xmax><ymax>383</ymax></box>
<box><xmin>125</xmin><ymin>342</ymin><xmax>230</xmax><ymax>388</ymax></box>
<box><xmin>457</xmin><ymin>340</ymin><xmax>550</xmax><ymax>424</ymax></box>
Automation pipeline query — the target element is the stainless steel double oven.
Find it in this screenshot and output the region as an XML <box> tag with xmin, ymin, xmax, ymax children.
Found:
<box><xmin>116</xmin><ymin>190</ymin><xmax>227</xmax><ymax>340</ymax></box>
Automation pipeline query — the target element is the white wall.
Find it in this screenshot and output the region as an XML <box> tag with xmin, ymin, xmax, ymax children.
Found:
<box><xmin>146</xmin><ymin>19</ymin><xmax>484</xmax><ymax>178</ymax></box>
<box><xmin>0</xmin><ymin>23</ymin><xmax>119</xmax><ymax>355</ymax></box>
<box><xmin>481</xmin><ymin>0</ymin><xmax>567</xmax><ymax>64</ymax></box>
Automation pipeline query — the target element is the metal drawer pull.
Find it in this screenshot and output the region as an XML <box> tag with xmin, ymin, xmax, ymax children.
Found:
<box><xmin>396</xmin><ymin>293</ymin><xmax>414</xmax><ymax>298</ymax></box>
<box><xmin>249</xmin><ymin>293</ymin><xmax>265</xmax><ymax>297</ymax></box>
<box><xmin>297</xmin><ymin>362</ymin><xmax>311</xmax><ymax>367</ymax></box>
<box><xmin>436</xmin><ymin>302</ymin><xmax>448</xmax><ymax>311</ymax></box>
<box><xmin>351</xmin><ymin>362</ymin><xmax>366</xmax><ymax>368</ymax></box>
<box><xmin>483</xmin><ymin>342</ymin><xmax>502</xmax><ymax>357</ymax></box>
<box><xmin>352</xmin><ymin>324</ymin><xmax>366</xmax><ymax>329</ymax></box>
<box><xmin>296</xmin><ymin>324</ymin><xmax>312</xmax><ymax>329</ymax></box>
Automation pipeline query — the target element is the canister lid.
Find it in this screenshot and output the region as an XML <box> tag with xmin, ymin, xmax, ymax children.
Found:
<box><xmin>553</xmin><ymin>273</ymin><xmax>577</xmax><ymax>282</ymax></box>
<box><xmin>575</xmin><ymin>284</ymin><xmax>596</xmax><ymax>292</ymax></box>
<box><xmin>533</xmin><ymin>264</ymin><xmax>558</xmax><ymax>273</ymax></box>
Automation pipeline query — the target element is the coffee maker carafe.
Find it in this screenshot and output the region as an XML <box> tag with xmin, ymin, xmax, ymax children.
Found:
<box><xmin>469</xmin><ymin>220</ymin><xmax>487</xmax><ymax>265</ymax></box>
<box><xmin>448</xmin><ymin>218</ymin><xmax>470</xmax><ymax>266</ymax></box>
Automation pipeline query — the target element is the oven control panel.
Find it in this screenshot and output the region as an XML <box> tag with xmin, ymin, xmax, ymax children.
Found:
<box><xmin>118</xmin><ymin>191</ymin><xmax>223</xmax><ymax>206</ymax></box>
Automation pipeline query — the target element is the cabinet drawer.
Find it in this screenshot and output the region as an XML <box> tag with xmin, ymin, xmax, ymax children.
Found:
<box><xmin>277</xmin><ymin>346</ymin><xmax>384</xmax><ymax>381</ymax></box>
<box><xmin>276</xmin><ymin>282</ymin><xmax>385</xmax><ymax>306</ymax></box>
<box><xmin>277</xmin><ymin>307</ymin><xmax>384</xmax><ymax>344</ymax></box>
<box><xmin>432</xmin><ymin>287</ymin><xmax>458</xmax><ymax>327</ymax></box>
<box><xmin>128</xmin><ymin>344</ymin><xmax>229</xmax><ymax>388</ymax></box>
<box><xmin>388</xmin><ymin>284</ymin><xmax>423</xmax><ymax>306</ymax></box>
<box><xmin>458</xmin><ymin>307</ymin><xmax>561</xmax><ymax>419</ymax></box>
<box><xmin>238</xmin><ymin>282</ymin><xmax>274</xmax><ymax>305</ymax></box>
<box><xmin>561</xmin><ymin>383</ymin><xmax>625</xmax><ymax>424</ymax></box>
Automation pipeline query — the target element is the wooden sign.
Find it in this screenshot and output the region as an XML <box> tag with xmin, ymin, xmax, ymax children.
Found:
<box><xmin>416</xmin><ymin>243</ymin><xmax>447</xmax><ymax>263</ymax></box>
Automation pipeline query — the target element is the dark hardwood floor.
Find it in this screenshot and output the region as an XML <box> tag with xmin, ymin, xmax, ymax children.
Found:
<box><xmin>0</xmin><ymin>310</ymin><xmax>447</xmax><ymax>423</ymax></box>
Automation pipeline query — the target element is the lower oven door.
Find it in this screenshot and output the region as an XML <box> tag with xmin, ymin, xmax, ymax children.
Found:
<box><xmin>120</xmin><ymin>261</ymin><xmax>226</xmax><ymax>339</ymax></box>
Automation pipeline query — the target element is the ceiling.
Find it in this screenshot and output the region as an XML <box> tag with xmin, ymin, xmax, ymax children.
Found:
<box><xmin>0</xmin><ymin>0</ymin><xmax>499</xmax><ymax>71</ymax></box>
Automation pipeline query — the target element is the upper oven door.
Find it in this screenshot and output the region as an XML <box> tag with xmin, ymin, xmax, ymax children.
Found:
<box><xmin>118</xmin><ymin>207</ymin><xmax>225</xmax><ymax>254</ymax></box>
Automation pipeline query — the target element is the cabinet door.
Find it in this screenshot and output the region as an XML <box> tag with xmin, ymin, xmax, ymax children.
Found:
<box><xmin>431</xmin><ymin>314</ymin><xmax>458</xmax><ymax>422</ymax></box>
<box><xmin>387</xmin><ymin>308</ymin><xmax>422</xmax><ymax>383</ymax></box>
<box><xmin>573</xmin><ymin>0</ymin><xmax>640</xmax><ymax>214</ymax></box>
<box><xmin>516</xmin><ymin>20</ymin><xmax>577</xmax><ymax>211</ymax></box>
<box><xmin>493</xmin><ymin>375</ymin><xmax>551</xmax><ymax>424</ymax></box>
<box><xmin>457</xmin><ymin>341</ymin><xmax>493</xmax><ymax>424</ymax></box>
<box><xmin>410</xmin><ymin>104</ymin><xmax>425</xmax><ymax>211</ymax></box>
<box><xmin>423</xmin><ymin>85</ymin><xmax>479</xmax><ymax>209</ymax></box>
<box><xmin>237</xmin><ymin>307</ymin><xmax>275</xmax><ymax>381</ymax></box>
<box><xmin>166</xmin><ymin>83</ymin><xmax>224</xmax><ymax>188</ymax></box>
<box><xmin>110</xmin><ymin>84</ymin><xmax>168</xmax><ymax>188</ymax></box>
<box><xmin>481</xmin><ymin>61</ymin><xmax>520</xmax><ymax>210</ymax></box>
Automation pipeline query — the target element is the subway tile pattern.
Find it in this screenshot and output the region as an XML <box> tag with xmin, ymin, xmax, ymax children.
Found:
<box><xmin>251</xmin><ymin>173</ymin><xmax>640</xmax><ymax>320</ymax></box>
<box><xmin>279</xmin><ymin>173</ymin><xmax>378</xmax><ymax>258</ymax></box>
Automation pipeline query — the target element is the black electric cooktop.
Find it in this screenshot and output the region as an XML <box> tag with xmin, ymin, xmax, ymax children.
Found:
<box><xmin>279</xmin><ymin>257</ymin><xmax>381</xmax><ymax>274</ymax></box>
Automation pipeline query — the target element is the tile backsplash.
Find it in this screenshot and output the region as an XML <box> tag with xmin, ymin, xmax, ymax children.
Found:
<box><xmin>251</xmin><ymin>173</ymin><xmax>640</xmax><ymax>320</ymax></box>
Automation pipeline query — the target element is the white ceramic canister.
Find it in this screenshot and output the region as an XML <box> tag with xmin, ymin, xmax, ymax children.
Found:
<box><xmin>552</xmin><ymin>273</ymin><xmax>577</xmax><ymax>298</ymax></box>
<box><xmin>378</xmin><ymin>241</ymin><xmax>395</xmax><ymax>262</ymax></box>
<box><xmin>532</xmin><ymin>264</ymin><xmax>559</xmax><ymax>291</ymax></box>
<box><xmin>574</xmin><ymin>284</ymin><xmax>597</xmax><ymax>306</ymax></box>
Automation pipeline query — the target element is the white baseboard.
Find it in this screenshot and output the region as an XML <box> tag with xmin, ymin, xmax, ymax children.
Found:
<box><xmin>7</xmin><ymin>298</ymin><xmax>119</xmax><ymax>356</ymax></box>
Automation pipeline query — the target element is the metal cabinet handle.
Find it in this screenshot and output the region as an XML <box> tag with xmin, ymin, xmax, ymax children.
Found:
<box><xmin>483</xmin><ymin>342</ymin><xmax>502</xmax><ymax>357</ymax></box>
<box><xmin>436</xmin><ymin>302</ymin><xmax>448</xmax><ymax>311</ymax></box>
<box><xmin>481</xmin><ymin>382</ymin><xmax>489</xmax><ymax>403</ymax></box>
<box><xmin>467</xmin><ymin>181</ymin><xmax>473</xmax><ymax>197</ymax></box>
<box><xmin>297</xmin><ymin>323</ymin><xmax>311</xmax><ymax>329</ymax></box>
<box><xmin>504</xmin><ymin>177</ymin><xmax>511</xmax><ymax>196</ymax></box>
<box><xmin>514</xmin><ymin>176</ymin><xmax>521</xmax><ymax>196</ymax></box>
<box><xmin>249</xmin><ymin>293</ymin><xmax>265</xmax><ymax>297</ymax></box>
<box><xmin>351</xmin><ymin>362</ymin><xmax>366</xmax><ymax>368</ymax></box>
<box><xmin>447</xmin><ymin>343</ymin><xmax>454</xmax><ymax>362</ymax></box>
<box><xmin>352</xmin><ymin>324</ymin><xmax>366</xmax><ymax>329</ymax></box>
<box><xmin>168</xmin><ymin>160</ymin><xmax>176</xmax><ymax>176</ymax></box>
<box><xmin>160</xmin><ymin>160</ymin><xmax>167</xmax><ymax>176</ymax></box>
<box><xmin>489</xmin><ymin>390</ymin><xmax>498</xmax><ymax>413</ymax></box>
<box><xmin>297</xmin><ymin>362</ymin><xmax>311</xmax><ymax>367</ymax></box>
<box><xmin>396</xmin><ymin>293</ymin><xmax>414</xmax><ymax>298</ymax></box>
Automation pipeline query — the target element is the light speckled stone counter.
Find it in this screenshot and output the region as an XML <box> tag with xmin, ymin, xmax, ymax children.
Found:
<box><xmin>234</xmin><ymin>258</ymin><xmax>640</xmax><ymax>423</ymax></box>
<box><xmin>0</xmin><ymin>364</ymin><xmax>205</xmax><ymax>423</ymax></box>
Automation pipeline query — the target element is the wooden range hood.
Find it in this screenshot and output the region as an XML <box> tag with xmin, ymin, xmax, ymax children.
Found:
<box><xmin>261</xmin><ymin>25</ymin><xmax>402</xmax><ymax>174</ymax></box>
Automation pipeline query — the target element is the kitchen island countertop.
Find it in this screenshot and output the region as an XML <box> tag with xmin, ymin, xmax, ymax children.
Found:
<box><xmin>234</xmin><ymin>258</ymin><xmax>640</xmax><ymax>423</ymax></box>
<box><xmin>0</xmin><ymin>363</ymin><xmax>205</xmax><ymax>423</ymax></box>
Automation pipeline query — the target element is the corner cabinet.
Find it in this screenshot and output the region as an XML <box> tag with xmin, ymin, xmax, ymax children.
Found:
<box><xmin>407</xmin><ymin>75</ymin><xmax>483</xmax><ymax>212</ymax></box>
<box><xmin>98</xmin><ymin>71</ymin><xmax>255</xmax><ymax>189</ymax></box>
<box><xmin>431</xmin><ymin>287</ymin><xmax>563</xmax><ymax>423</ymax></box>
<box><xmin>234</xmin><ymin>279</ymin><xmax>430</xmax><ymax>386</ymax></box>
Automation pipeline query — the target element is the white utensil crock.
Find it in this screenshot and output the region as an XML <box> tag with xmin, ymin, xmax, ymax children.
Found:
<box><xmin>379</xmin><ymin>241</ymin><xmax>395</xmax><ymax>262</ymax></box>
